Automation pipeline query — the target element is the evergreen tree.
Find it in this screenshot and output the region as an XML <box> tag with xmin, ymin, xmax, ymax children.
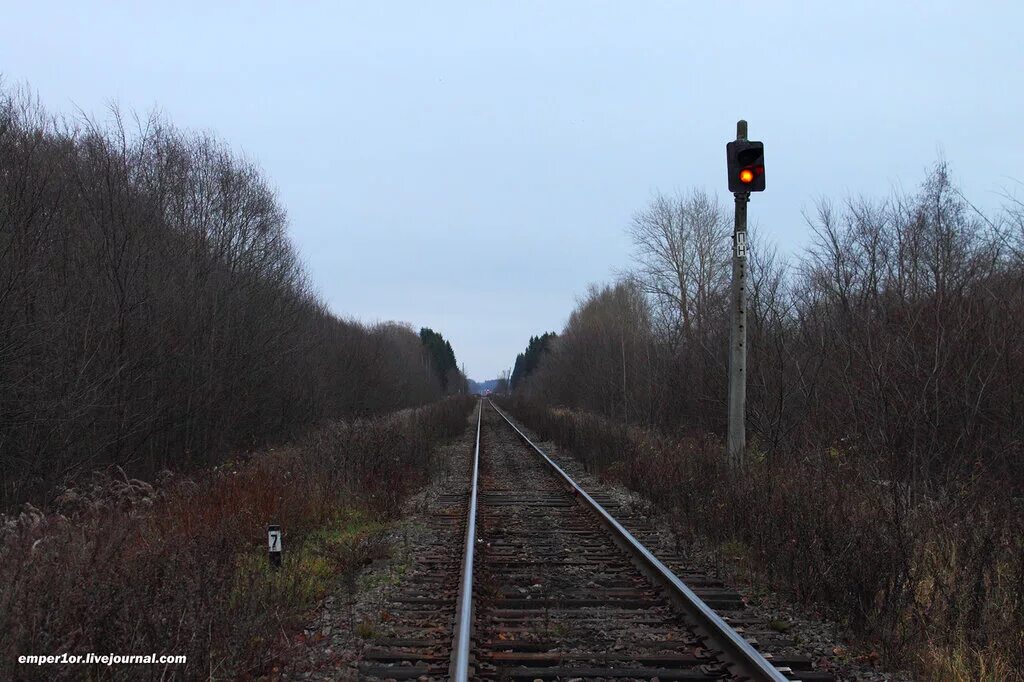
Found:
<box><xmin>419</xmin><ymin>327</ymin><xmax>460</xmax><ymax>390</ymax></box>
<box><xmin>510</xmin><ymin>332</ymin><xmax>557</xmax><ymax>390</ymax></box>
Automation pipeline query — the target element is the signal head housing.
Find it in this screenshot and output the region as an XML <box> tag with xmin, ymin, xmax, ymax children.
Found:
<box><xmin>727</xmin><ymin>139</ymin><xmax>765</xmax><ymax>193</ymax></box>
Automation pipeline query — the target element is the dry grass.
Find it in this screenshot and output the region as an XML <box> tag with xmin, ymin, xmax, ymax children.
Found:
<box><xmin>505</xmin><ymin>398</ymin><xmax>1024</xmax><ymax>681</ymax></box>
<box><xmin>917</xmin><ymin>639</ymin><xmax>1022</xmax><ymax>682</ymax></box>
<box><xmin>0</xmin><ymin>397</ymin><xmax>473</xmax><ymax>680</ymax></box>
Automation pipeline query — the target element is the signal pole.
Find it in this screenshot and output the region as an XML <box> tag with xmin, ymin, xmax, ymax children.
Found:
<box><xmin>725</xmin><ymin>119</ymin><xmax>764</xmax><ymax>469</ymax></box>
<box><xmin>727</xmin><ymin>121</ymin><xmax>749</xmax><ymax>469</ymax></box>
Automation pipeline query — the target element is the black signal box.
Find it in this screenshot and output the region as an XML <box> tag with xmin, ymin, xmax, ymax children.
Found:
<box><xmin>726</xmin><ymin>139</ymin><xmax>765</xmax><ymax>193</ymax></box>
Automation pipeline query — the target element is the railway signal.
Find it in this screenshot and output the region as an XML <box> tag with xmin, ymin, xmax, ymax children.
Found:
<box><xmin>726</xmin><ymin>138</ymin><xmax>766</xmax><ymax>192</ymax></box>
<box><xmin>726</xmin><ymin>120</ymin><xmax>764</xmax><ymax>470</ymax></box>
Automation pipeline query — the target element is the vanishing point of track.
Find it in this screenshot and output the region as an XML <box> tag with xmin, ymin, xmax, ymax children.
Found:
<box><xmin>359</xmin><ymin>400</ymin><xmax>830</xmax><ymax>681</ymax></box>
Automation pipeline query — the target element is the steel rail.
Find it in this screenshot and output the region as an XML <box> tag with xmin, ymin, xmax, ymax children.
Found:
<box><xmin>488</xmin><ymin>400</ymin><xmax>791</xmax><ymax>682</ymax></box>
<box><xmin>450</xmin><ymin>399</ymin><xmax>482</xmax><ymax>681</ymax></box>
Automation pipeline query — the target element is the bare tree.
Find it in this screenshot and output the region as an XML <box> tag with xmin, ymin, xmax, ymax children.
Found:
<box><xmin>628</xmin><ymin>189</ymin><xmax>730</xmax><ymax>342</ymax></box>
<box><xmin>0</xmin><ymin>84</ymin><xmax>450</xmax><ymax>507</ymax></box>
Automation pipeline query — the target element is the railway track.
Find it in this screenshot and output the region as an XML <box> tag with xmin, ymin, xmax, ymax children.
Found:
<box><xmin>359</xmin><ymin>400</ymin><xmax>831</xmax><ymax>681</ymax></box>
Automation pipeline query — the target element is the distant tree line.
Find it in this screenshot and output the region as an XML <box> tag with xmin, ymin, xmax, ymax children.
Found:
<box><xmin>517</xmin><ymin>165</ymin><xmax>1024</xmax><ymax>486</ymax></box>
<box><xmin>419</xmin><ymin>327</ymin><xmax>467</xmax><ymax>395</ymax></box>
<box><xmin>510</xmin><ymin>332</ymin><xmax>556</xmax><ymax>390</ymax></box>
<box><xmin>0</xmin><ymin>84</ymin><xmax>461</xmax><ymax>507</ymax></box>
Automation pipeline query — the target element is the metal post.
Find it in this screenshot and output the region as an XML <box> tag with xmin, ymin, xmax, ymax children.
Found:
<box><xmin>727</xmin><ymin>120</ymin><xmax>749</xmax><ymax>469</ymax></box>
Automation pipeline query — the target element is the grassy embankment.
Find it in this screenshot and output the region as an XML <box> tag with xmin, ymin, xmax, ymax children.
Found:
<box><xmin>0</xmin><ymin>397</ymin><xmax>474</xmax><ymax>680</ymax></box>
<box><xmin>501</xmin><ymin>398</ymin><xmax>1023</xmax><ymax>682</ymax></box>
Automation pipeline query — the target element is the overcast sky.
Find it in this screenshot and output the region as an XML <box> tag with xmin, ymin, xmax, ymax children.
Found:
<box><xmin>4</xmin><ymin>2</ymin><xmax>1021</xmax><ymax>379</ymax></box>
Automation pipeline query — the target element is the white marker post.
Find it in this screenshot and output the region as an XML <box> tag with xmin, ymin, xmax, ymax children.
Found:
<box><xmin>268</xmin><ymin>524</ymin><xmax>282</xmax><ymax>568</ymax></box>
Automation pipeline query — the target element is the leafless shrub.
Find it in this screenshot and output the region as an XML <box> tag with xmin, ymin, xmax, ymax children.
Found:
<box><xmin>0</xmin><ymin>397</ymin><xmax>473</xmax><ymax>680</ymax></box>
<box><xmin>503</xmin><ymin>400</ymin><xmax>1023</xmax><ymax>676</ymax></box>
<box><xmin>512</xmin><ymin>162</ymin><xmax>1024</xmax><ymax>677</ymax></box>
